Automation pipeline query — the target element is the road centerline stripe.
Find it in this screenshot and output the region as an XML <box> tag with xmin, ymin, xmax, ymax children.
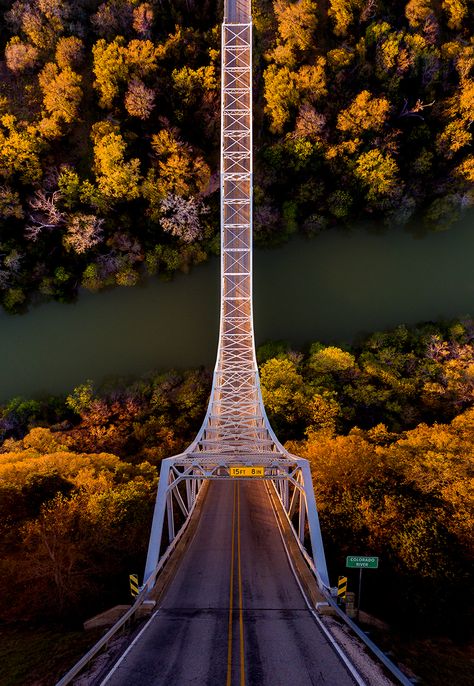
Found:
<box><xmin>226</xmin><ymin>482</ymin><xmax>237</xmax><ymax>686</ymax></box>
<box><xmin>237</xmin><ymin>483</ymin><xmax>246</xmax><ymax>686</ymax></box>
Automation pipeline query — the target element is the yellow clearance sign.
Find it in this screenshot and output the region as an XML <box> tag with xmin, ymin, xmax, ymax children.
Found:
<box><xmin>229</xmin><ymin>466</ymin><xmax>265</xmax><ymax>477</ymax></box>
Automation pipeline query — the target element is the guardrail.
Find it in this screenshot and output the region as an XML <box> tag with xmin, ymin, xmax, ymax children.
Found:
<box><xmin>55</xmin><ymin>482</ymin><xmax>207</xmax><ymax>686</ymax></box>
<box><xmin>58</xmin><ymin>476</ymin><xmax>413</xmax><ymax>686</ymax></box>
<box><xmin>324</xmin><ymin>598</ymin><xmax>414</xmax><ymax>686</ymax></box>
<box><xmin>269</xmin><ymin>481</ymin><xmax>414</xmax><ymax>686</ymax></box>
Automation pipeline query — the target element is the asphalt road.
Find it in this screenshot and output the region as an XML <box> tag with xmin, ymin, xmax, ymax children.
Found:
<box><xmin>100</xmin><ymin>481</ymin><xmax>355</xmax><ymax>686</ymax></box>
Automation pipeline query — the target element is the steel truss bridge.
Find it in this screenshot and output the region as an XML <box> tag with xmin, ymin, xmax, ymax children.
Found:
<box><xmin>144</xmin><ymin>0</ymin><xmax>330</xmax><ymax>594</ymax></box>
<box><xmin>57</xmin><ymin>1</ymin><xmax>414</xmax><ymax>684</ymax></box>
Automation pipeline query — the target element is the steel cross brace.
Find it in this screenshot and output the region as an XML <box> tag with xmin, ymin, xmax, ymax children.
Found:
<box><xmin>144</xmin><ymin>453</ymin><xmax>330</xmax><ymax>592</ymax></box>
<box><xmin>144</xmin><ymin>1</ymin><xmax>331</xmax><ymax>597</ymax></box>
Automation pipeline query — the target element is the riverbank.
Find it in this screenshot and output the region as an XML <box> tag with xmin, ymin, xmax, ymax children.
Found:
<box><xmin>1</xmin><ymin>213</ymin><xmax>473</xmax><ymax>402</ymax></box>
<box><xmin>1</xmin><ymin>319</ymin><xmax>472</xmax><ymax>684</ymax></box>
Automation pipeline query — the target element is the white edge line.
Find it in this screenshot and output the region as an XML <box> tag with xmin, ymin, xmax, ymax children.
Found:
<box><xmin>99</xmin><ymin>482</ymin><xmax>210</xmax><ymax>685</ymax></box>
<box><xmin>99</xmin><ymin>611</ymin><xmax>160</xmax><ymax>685</ymax></box>
<box><xmin>265</xmin><ymin>482</ymin><xmax>367</xmax><ymax>686</ymax></box>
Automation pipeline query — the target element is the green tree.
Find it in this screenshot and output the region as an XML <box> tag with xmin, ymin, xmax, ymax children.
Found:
<box><xmin>0</xmin><ymin>185</ymin><xmax>23</xmax><ymax>219</ymax></box>
<box><xmin>66</xmin><ymin>380</ymin><xmax>94</xmax><ymax>415</ymax></box>
<box><xmin>260</xmin><ymin>357</ymin><xmax>308</xmax><ymax>430</ymax></box>
<box><xmin>2</xmin><ymin>287</ymin><xmax>26</xmax><ymax>312</ymax></box>
<box><xmin>309</xmin><ymin>345</ymin><xmax>357</xmax><ymax>376</ymax></box>
<box><xmin>327</xmin><ymin>190</ymin><xmax>353</xmax><ymax>218</ymax></box>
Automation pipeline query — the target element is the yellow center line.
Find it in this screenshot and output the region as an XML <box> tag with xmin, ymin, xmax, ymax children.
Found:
<box><xmin>237</xmin><ymin>483</ymin><xmax>246</xmax><ymax>686</ymax></box>
<box><xmin>226</xmin><ymin>482</ymin><xmax>237</xmax><ymax>686</ymax></box>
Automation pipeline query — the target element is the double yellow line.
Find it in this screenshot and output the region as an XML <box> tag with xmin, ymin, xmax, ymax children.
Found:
<box><xmin>226</xmin><ymin>482</ymin><xmax>245</xmax><ymax>686</ymax></box>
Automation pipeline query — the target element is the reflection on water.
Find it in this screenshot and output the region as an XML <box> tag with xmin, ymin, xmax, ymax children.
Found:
<box><xmin>0</xmin><ymin>211</ymin><xmax>472</xmax><ymax>401</ymax></box>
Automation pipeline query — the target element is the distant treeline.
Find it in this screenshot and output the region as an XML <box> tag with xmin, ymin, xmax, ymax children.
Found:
<box><xmin>0</xmin><ymin>0</ymin><xmax>473</xmax><ymax>311</ymax></box>
<box><xmin>0</xmin><ymin>318</ymin><xmax>472</xmax><ymax>637</ymax></box>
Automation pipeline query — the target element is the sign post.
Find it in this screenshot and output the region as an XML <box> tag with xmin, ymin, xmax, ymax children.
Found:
<box><xmin>358</xmin><ymin>568</ymin><xmax>363</xmax><ymax>618</ymax></box>
<box><xmin>346</xmin><ymin>556</ymin><xmax>379</xmax><ymax>618</ymax></box>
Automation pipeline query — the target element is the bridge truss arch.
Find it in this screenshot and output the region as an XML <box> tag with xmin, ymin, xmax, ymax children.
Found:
<box><xmin>144</xmin><ymin>0</ymin><xmax>331</xmax><ymax>594</ymax></box>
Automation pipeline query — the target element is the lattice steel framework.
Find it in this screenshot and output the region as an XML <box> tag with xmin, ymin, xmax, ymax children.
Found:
<box><xmin>144</xmin><ymin>0</ymin><xmax>331</xmax><ymax>593</ymax></box>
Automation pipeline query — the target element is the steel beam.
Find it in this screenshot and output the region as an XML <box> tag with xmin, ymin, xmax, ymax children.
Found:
<box><xmin>144</xmin><ymin>0</ymin><xmax>330</xmax><ymax>596</ymax></box>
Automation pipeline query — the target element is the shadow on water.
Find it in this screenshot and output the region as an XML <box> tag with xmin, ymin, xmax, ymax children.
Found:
<box><xmin>0</xmin><ymin>210</ymin><xmax>472</xmax><ymax>402</ymax></box>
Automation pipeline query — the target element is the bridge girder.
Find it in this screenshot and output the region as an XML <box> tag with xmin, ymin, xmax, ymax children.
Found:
<box><xmin>145</xmin><ymin>8</ymin><xmax>331</xmax><ymax>595</ymax></box>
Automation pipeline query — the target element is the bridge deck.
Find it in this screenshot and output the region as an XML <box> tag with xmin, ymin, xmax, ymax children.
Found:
<box><xmin>101</xmin><ymin>482</ymin><xmax>354</xmax><ymax>686</ymax></box>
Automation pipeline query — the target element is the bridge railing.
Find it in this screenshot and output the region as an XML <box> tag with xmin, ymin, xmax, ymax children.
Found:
<box><xmin>55</xmin><ymin>475</ymin><xmax>207</xmax><ymax>686</ymax></box>
<box><xmin>57</xmin><ymin>455</ymin><xmax>414</xmax><ymax>686</ymax></box>
<box><xmin>268</xmin><ymin>473</ymin><xmax>415</xmax><ymax>686</ymax></box>
<box><xmin>142</xmin><ymin>452</ymin><xmax>332</xmax><ymax>593</ymax></box>
<box><xmin>268</xmin><ymin>455</ymin><xmax>333</xmax><ymax>593</ymax></box>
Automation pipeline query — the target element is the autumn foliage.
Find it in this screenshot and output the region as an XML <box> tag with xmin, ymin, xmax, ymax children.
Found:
<box><xmin>0</xmin><ymin>0</ymin><xmax>473</xmax><ymax>310</ymax></box>
<box><xmin>0</xmin><ymin>319</ymin><xmax>472</xmax><ymax>636</ymax></box>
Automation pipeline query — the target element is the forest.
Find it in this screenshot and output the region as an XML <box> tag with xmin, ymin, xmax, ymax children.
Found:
<box><xmin>0</xmin><ymin>0</ymin><xmax>473</xmax><ymax>311</ymax></box>
<box><xmin>0</xmin><ymin>319</ymin><xmax>472</xmax><ymax>682</ymax></box>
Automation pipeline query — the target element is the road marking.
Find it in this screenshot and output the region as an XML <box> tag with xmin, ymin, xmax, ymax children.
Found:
<box><xmin>265</xmin><ymin>482</ymin><xmax>367</xmax><ymax>686</ymax></box>
<box><xmin>99</xmin><ymin>610</ymin><xmax>160</xmax><ymax>685</ymax></box>
<box><xmin>226</xmin><ymin>482</ymin><xmax>246</xmax><ymax>686</ymax></box>
<box><xmin>226</xmin><ymin>482</ymin><xmax>237</xmax><ymax>686</ymax></box>
<box><xmin>237</xmin><ymin>484</ymin><xmax>246</xmax><ymax>686</ymax></box>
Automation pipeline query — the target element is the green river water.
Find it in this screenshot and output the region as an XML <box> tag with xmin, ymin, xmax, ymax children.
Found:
<box><xmin>0</xmin><ymin>213</ymin><xmax>472</xmax><ymax>402</ymax></box>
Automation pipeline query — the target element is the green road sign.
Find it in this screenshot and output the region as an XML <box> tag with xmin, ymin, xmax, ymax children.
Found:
<box><xmin>346</xmin><ymin>556</ymin><xmax>379</xmax><ymax>569</ymax></box>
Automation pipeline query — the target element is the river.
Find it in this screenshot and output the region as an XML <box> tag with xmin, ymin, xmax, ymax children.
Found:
<box><xmin>0</xmin><ymin>213</ymin><xmax>472</xmax><ymax>402</ymax></box>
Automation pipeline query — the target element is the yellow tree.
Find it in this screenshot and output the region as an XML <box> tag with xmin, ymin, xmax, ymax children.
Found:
<box><xmin>21</xmin><ymin>494</ymin><xmax>89</xmax><ymax>613</ymax></box>
<box><xmin>142</xmin><ymin>129</ymin><xmax>210</xmax><ymax>220</ymax></box>
<box><xmin>0</xmin><ymin>115</ymin><xmax>43</xmax><ymax>183</ymax></box>
<box><xmin>92</xmin><ymin>38</ymin><xmax>129</xmax><ymax>108</ymax></box>
<box><xmin>328</xmin><ymin>0</ymin><xmax>363</xmax><ymax>37</ymax></box>
<box><xmin>337</xmin><ymin>90</ymin><xmax>390</xmax><ymax>136</ymax></box>
<box><xmin>442</xmin><ymin>0</ymin><xmax>468</xmax><ymax>30</ymax></box>
<box><xmin>92</xmin><ymin>123</ymin><xmax>141</xmax><ymax>201</ymax></box>
<box><xmin>273</xmin><ymin>0</ymin><xmax>318</xmax><ymax>52</ymax></box>
<box><xmin>264</xmin><ymin>56</ymin><xmax>326</xmax><ymax>133</ymax></box>
<box><xmin>126</xmin><ymin>39</ymin><xmax>158</xmax><ymax>77</ymax></box>
<box><xmin>38</xmin><ymin>63</ymin><xmax>82</xmax><ymax>126</ymax></box>
<box><xmin>55</xmin><ymin>36</ymin><xmax>84</xmax><ymax>70</ymax></box>
<box><xmin>354</xmin><ymin>149</ymin><xmax>399</xmax><ymax>201</ymax></box>
<box><xmin>405</xmin><ymin>0</ymin><xmax>433</xmax><ymax>29</ymax></box>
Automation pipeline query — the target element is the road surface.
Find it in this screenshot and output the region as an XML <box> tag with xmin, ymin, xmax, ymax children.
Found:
<box><xmin>101</xmin><ymin>481</ymin><xmax>355</xmax><ymax>686</ymax></box>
